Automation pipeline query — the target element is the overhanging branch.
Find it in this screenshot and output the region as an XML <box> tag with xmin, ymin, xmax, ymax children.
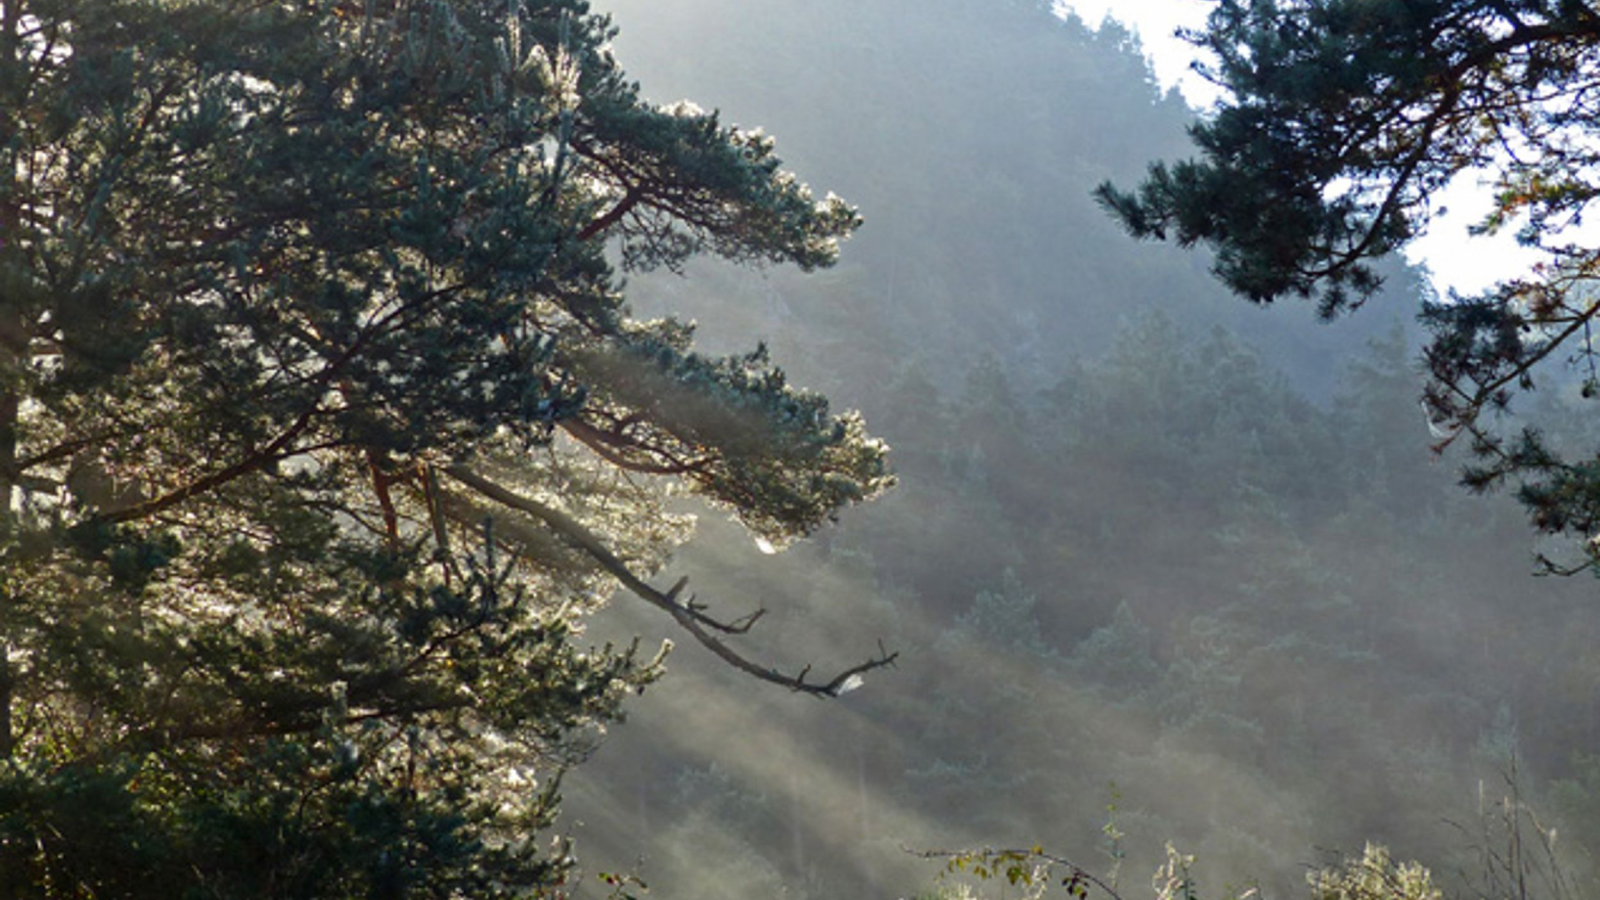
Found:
<box><xmin>559</xmin><ymin>417</ymin><xmax>711</xmax><ymax>476</ymax></box>
<box><xmin>442</xmin><ymin>463</ymin><xmax>897</xmax><ymax>697</ymax></box>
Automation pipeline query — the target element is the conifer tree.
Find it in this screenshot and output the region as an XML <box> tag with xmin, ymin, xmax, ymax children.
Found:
<box><xmin>0</xmin><ymin>0</ymin><xmax>891</xmax><ymax>892</ymax></box>
<box><xmin>1096</xmin><ymin>0</ymin><xmax>1600</xmax><ymax>571</ymax></box>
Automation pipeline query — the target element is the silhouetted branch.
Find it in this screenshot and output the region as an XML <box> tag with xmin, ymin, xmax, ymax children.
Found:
<box><xmin>443</xmin><ymin>464</ymin><xmax>897</xmax><ymax>697</ymax></box>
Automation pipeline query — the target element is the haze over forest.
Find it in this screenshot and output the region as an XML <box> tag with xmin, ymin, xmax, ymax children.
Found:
<box><xmin>558</xmin><ymin>1</ymin><xmax>1600</xmax><ymax>898</ymax></box>
<box><xmin>10</xmin><ymin>0</ymin><xmax>1600</xmax><ymax>895</ymax></box>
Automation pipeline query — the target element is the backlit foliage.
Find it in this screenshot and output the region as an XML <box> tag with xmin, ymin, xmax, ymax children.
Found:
<box><xmin>1097</xmin><ymin>0</ymin><xmax>1600</xmax><ymax>571</ymax></box>
<box><xmin>0</xmin><ymin>0</ymin><xmax>887</xmax><ymax>892</ymax></box>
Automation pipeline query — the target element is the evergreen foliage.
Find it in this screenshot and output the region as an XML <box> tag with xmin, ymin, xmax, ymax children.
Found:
<box><xmin>534</xmin><ymin>3</ymin><xmax>1600</xmax><ymax>897</ymax></box>
<box><xmin>1097</xmin><ymin>0</ymin><xmax>1600</xmax><ymax>570</ymax></box>
<box><xmin>0</xmin><ymin>0</ymin><xmax>890</xmax><ymax>892</ymax></box>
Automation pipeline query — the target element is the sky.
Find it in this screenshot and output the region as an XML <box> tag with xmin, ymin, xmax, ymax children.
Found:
<box><xmin>1058</xmin><ymin>0</ymin><xmax>1551</xmax><ymax>298</ymax></box>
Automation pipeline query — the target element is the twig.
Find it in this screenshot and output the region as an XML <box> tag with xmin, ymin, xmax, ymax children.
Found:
<box><xmin>442</xmin><ymin>464</ymin><xmax>897</xmax><ymax>697</ymax></box>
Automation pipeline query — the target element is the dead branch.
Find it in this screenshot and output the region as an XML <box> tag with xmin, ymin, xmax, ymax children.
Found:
<box><xmin>442</xmin><ymin>463</ymin><xmax>897</xmax><ymax>697</ymax></box>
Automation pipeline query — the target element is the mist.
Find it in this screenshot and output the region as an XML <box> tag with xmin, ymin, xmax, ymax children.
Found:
<box><xmin>557</xmin><ymin>1</ymin><xmax>1600</xmax><ymax>898</ymax></box>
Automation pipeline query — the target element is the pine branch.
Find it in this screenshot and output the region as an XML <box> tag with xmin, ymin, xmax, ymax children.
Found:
<box><xmin>443</xmin><ymin>463</ymin><xmax>897</xmax><ymax>697</ymax></box>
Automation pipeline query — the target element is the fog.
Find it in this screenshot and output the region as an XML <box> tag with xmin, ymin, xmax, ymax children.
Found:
<box><xmin>557</xmin><ymin>2</ymin><xmax>1600</xmax><ymax>898</ymax></box>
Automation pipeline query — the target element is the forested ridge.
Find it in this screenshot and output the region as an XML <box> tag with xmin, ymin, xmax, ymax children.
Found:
<box><xmin>5</xmin><ymin>0</ymin><xmax>1600</xmax><ymax>897</ymax></box>
<box><xmin>564</xmin><ymin>1</ymin><xmax>1600</xmax><ymax>898</ymax></box>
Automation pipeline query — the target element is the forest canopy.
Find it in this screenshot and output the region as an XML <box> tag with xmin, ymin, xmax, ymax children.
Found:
<box><xmin>0</xmin><ymin>0</ymin><xmax>890</xmax><ymax>892</ymax></box>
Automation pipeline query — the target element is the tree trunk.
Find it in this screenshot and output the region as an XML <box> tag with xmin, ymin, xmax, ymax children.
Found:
<box><xmin>0</xmin><ymin>322</ymin><xmax>18</xmax><ymax>761</ymax></box>
<box><xmin>0</xmin><ymin>0</ymin><xmax>18</xmax><ymax>763</ymax></box>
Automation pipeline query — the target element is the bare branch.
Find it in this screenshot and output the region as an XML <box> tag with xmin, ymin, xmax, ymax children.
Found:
<box><xmin>443</xmin><ymin>463</ymin><xmax>897</xmax><ymax>697</ymax></box>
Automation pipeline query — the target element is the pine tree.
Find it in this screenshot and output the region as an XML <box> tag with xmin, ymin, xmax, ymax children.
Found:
<box><xmin>1096</xmin><ymin>0</ymin><xmax>1600</xmax><ymax>571</ymax></box>
<box><xmin>0</xmin><ymin>0</ymin><xmax>891</xmax><ymax>892</ymax></box>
